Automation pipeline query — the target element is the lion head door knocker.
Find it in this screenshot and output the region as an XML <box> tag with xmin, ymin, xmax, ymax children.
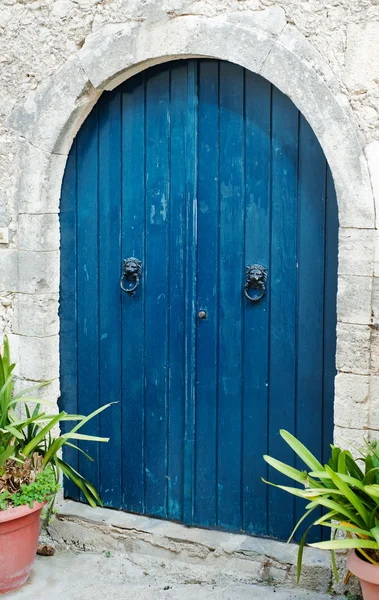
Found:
<box><xmin>120</xmin><ymin>257</ymin><xmax>142</xmax><ymax>295</ymax></box>
<box><xmin>244</xmin><ymin>264</ymin><xmax>268</xmax><ymax>303</ymax></box>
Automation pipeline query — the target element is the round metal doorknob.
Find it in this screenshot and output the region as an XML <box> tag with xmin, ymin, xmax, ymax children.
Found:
<box><xmin>198</xmin><ymin>310</ymin><xmax>207</xmax><ymax>319</ymax></box>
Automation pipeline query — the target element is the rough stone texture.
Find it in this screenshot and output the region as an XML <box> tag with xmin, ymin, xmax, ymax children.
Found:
<box><xmin>336</xmin><ymin>323</ymin><xmax>371</xmax><ymax>375</ymax></box>
<box><xmin>366</xmin><ymin>140</ymin><xmax>379</xmax><ymax>240</ymax></box>
<box><xmin>77</xmin><ymin>15</ymin><xmax>281</xmax><ymax>90</ymax></box>
<box><xmin>18</xmin><ymin>214</ymin><xmax>59</xmax><ymax>252</ymax></box>
<box><xmin>10</xmin><ymin>552</ymin><xmax>343</xmax><ymax>600</ymax></box>
<box><xmin>15</xmin><ymin>140</ymin><xmax>68</xmax><ymax>215</ymax></box>
<box><xmin>12</xmin><ymin>293</ymin><xmax>59</xmax><ymax>337</ymax></box>
<box><xmin>374</xmin><ymin>232</ymin><xmax>379</xmax><ymax>280</ymax></box>
<box><xmin>0</xmin><ymin>292</ymin><xmax>14</xmax><ymax>333</ymax></box>
<box><xmin>0</xmin><ymin>249</ymin><xmax>19</xmax><ymax>292</ymax></box>
<box><xmin>369</xmin><ymin>376</ymin><xmax>379</xmax><ymax>432</ymax></box>
<box><xmin>337</xmin><ymin>274</ymin><xmax>372</xmax><ymax>325</ymax></box>
<box><xmin>345</xmin><ymin>23</ymin><xmax>379</xmax><ymax>132</ymax></box>
<box><xmin>17</xmin><ymin>251</ymin><xmax>60</xmax><ymax>295</ymax></box>
<box><xmin>334</xmin><ymin>425</ymin><xmax>367</xmax><ymax>456</ymax></box>
<box><xmin>46</xmin><ymin>501</ymin><xmax>336</xmax><ymax>595</ymax></box>
<box><xmin>370</xmin><ymin>329</ymin><xmax>379</xmax><ymax>376</ymax></box>
<box><xmin>338</xmin><ymin>228</ymin><xmax>374</xmax><ymax>277</ymax></box>
<box><xmin>334</xmin><ymin>373</ymin><xmax>370</xmax><ymax>430</ymax></box>
<box><xmin>0</xmin><ymin>0</ymin><xmax>378</xmax><ymax>150</ymax></box>
<box><xmin>16</xmin><ymin>333</ymin><xmax>59</xmax><ymax>381</ymax></box>
<box><xmin>6</xmin><ymin>55</ymin><xmax>99</xmax><ymax>154</ymax></box>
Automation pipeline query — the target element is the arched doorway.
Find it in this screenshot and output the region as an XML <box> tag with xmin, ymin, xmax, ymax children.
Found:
<box><xmin>59</xmin><ymin>59</ymin><xmax>338</xmax><ymax>541</ymax></box>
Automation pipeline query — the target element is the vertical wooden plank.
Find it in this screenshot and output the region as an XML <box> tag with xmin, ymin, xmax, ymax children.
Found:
<box><xmin>98</xmin><ymin>89</ymin><xmax>122</xmax><ymax>508</ymax></box>
<box><xmin>121</xmin><ymin>73</ymin><xmax>146</xmax><ymax>513</ymax></box>
<box><xmin>268</xmin><ymin>88</ymin><xmax>298</xmax><ymax>539</ymax></box>
<box><xmin>194</xmin><ymin>59</ymin><xmax>219</xmax><ymax>527</ymax></box>
<box><xmin>60</xmin><ymin>140</ymin><xmax>79</xmax><ymax>500</ymax></box>
<box><xmin>217</xmin><ymin>61</ymin><xmax>244</xmax><ymax>531</ymax></box>
<box><xmin>242</xmin><ymin>73</ymin><xmax>271</xmax><ymax>535</ymax></box>
<box><xmin>76</xmin><ymin>106</ymin><xmax>100</xmax><ymax>495</ymax></box>
<box><xmin>323</xmin><ymin>167</ymin><xmax>338</xmax><ymax>462</ymax></box>
<box><xmin>167</xmin><ymin>62</ymin><xmax>187</xmax><ymax>521</ymax></box>
<box><xmin>144</xmin><ymin>65</ymin><xmax>170</xmax><ymax>518</ymax></box>
<box><xmin>295</xmin><ymin>116</ymin><xmax>326</xmax><ymax>540</ymax></box>
<box><xmin>183</xmin><ymin>60</ymin><xmax>198</xmax><ymax>525</ymax></box>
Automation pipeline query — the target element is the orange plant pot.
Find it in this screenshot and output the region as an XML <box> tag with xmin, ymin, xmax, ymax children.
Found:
<box><xmin>0</xmin><ymin>501</ymin><xmax>46</xmax><ymax>594</ymax></box>
<box><xmin>347</xmin><ymin>549</ymin><xmax>379</xmax><ymax>600</ymax></box>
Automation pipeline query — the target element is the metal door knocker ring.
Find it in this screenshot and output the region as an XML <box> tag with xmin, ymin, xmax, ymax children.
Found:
<box><xmin>244</xmin><ymin>264</ymin><xmax>268</xmax><ymax>303</ymax></box>
<box><xmin>120</xmin><ymin>258</ymin><xmax>142</xmax><ymax>295</ymax></box>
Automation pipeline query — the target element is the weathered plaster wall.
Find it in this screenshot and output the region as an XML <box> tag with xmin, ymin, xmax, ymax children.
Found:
<box><xmin>1</xmin><ymin>0</ymin><xmax>379</xmax><ymax>142</ymax></box>
<box><xmin>1</xmin><ymin>0</ymin><xmax>379</xmax><ymax>451</ymax></box>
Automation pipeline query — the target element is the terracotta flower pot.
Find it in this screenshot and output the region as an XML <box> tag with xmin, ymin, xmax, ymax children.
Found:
<box><xmin>347</xmin><ymin>549</ymin><xmax>379</xmax><ymax>600</ymax></box>
<box><xmin>0</xmin><ymin>501</ymin><xmax>46</xmax><ymax>594</ymax></box>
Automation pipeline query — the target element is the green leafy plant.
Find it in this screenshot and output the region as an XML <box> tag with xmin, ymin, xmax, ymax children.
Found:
<box><xmin>0</xmin><ymin>467</ymin><xmax>60</xmax><ymax>509</ymax></box>
<box><xmin>0</xmin><ymin>335</ymin><xmax>112</xmax><ymax>513</ymax></box>
<box><xmin>263</xmin><ymin>430</ymin><xmax>379</xmax><ymax>582</ymax></box>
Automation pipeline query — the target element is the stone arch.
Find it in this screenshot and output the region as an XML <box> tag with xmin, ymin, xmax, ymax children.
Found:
<box><xmin>6</xmin><ymin>10</ymin><xmax>375</xmax><ymax>434</ymax></box>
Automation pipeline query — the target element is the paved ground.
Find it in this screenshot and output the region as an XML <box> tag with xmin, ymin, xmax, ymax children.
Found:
<box><xmin>8</xmin><ymin>551</ymin><xmax>343</xmax><ymax>600</ymax></box>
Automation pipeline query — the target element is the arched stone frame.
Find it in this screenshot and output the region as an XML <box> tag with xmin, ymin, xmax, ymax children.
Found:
<box><xmin>5</xmin><ymin>9</ymin><xmax>376</xmax><ymax>446</ymax></box>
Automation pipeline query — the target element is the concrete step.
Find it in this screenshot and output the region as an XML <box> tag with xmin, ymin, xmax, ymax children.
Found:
<box><xmin>9</xmin><ymin>551</ymin><xmax>345</xmax><ymax>600</ymax></box>
<box><xmin>46</xmin><ymin>500</ymin><xmax>346</xmax><ymax>596</ymax></box>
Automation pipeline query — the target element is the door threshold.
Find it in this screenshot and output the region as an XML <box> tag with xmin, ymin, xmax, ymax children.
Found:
<box><xmin>47</xmin><ymin>500</ymin><xmax>336</xmax><ymax>595</ymax></box>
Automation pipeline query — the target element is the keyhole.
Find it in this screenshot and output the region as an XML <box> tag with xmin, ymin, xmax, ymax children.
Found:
<box><xmin>198</xmin><ymin>310</ymin><xmax>207</xmax><ymax>319</ymax></box>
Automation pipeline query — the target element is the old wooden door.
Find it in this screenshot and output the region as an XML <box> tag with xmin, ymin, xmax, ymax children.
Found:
<box><xmin>60</xmin><ymin>59</ymin><xmax>338</xmax><ymax>540</ymax></box>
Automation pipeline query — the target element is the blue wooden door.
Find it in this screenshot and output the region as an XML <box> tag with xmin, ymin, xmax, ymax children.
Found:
<box><xmin>60</xmin><ymin>59</ymin><xmax>338</xmax><ymax>540</ymax></box>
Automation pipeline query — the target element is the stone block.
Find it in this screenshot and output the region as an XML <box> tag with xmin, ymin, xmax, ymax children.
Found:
<box><xmin>365</xmin><ymin>141</ymin><xmax>379</xmax><ymax>240</ymax></box>
<box><xmin>18</xmin><ymin>334</ymin><xmax>59</xmax><ymax>381</ymax></box>
<box><xmin>337</xmin><ymin>274</ymin><xmax>372</xmax><ymax>325</ymax></box>
<box><xmin>334</xmin><ymin>425</ymin><xmax>366</xmax><ymax>455</ymax></box>
<box><xmin>0</xmin><ymin>249</ymin><xmax>18</xmax><ymax>292</ymax></box>
<box><xmin>368</xmin><ymin>376</ymin><xmax>379</xmax><ymax>431</ymax></box>
<box><xmin>370</xmin><ymin>328</ymin><xmax>379</xmax><ymax>375</ymax></box>
<box><xmin>16</xmin><ymin>140</ymin><xmax>67</xmax><ymax>214</ymax></box>
<box><xmin>335</xmin><ymin>372</ymin><xmax>370</xmax><ymax>404</ymax></box>
<box><xmin>0</xmin><ymin>292</ymin><xmax>14</xmax><ymax>334</ymax></box>
<box><xmin>2</xmin><ymin>250</ymin><xmax>59</xmax><ymax>295</ymax></box>
<box><xmin>18</xmin><ymin>251</ymin><xmax>59</xmax><ymax>294</ymax></box>
<box><xmin>345</xmin><ymin>23</ymin><xmax>379</xmax><ymax>93</ymax></box>
<box><xmin>78</xmin><ymin>16</ymin><xmax>275</xmax><ymax>91</ymax></box>
<box><xmin>267</xmin><ymin>22</ymin><xmax>343</xmax><ymax>99</ymax></box>
<box><xmin>226</xmin><ymin>7</ymin><xmax>286</xmax><ymax>36</ymax></box>
<box><xmin>336</xmin><ymin>323</ymin><xmax>371</xmax><ymax>375</ymax></box>
<box><xmin>372</xmin><ymin>277</ymin><xmax>379</xmax><ymax>324</ymax></box>
<box><xmin>334</xmin><ymin>373</ymin><xmax>369</xmax><ymax>429</ymax></box>
<box><xmin>18</xmin><ymin>214</ymin><xmax>60</xmax><ymax>252</ymax></box>
<box><xmin>49</xmin><ymin>500</ymin><xmax>333</xmax><ymax>594</ymax></box>
<box><xmin>6</xmin><ymin>56</ymin><xmax>99</xmax><ymax>154</ymax></box>
<box><xmin>13</xmin><ymin>293</ymin><xmax>59</xmax><ymax>337</ymax></box>
<box><xmin>338</xmin><ymin>228</ymin><xmax>374</xmax><ymax>277</ymax></box>
<box><xmin>374</xmin><ymin>231</ymin><xmax>379</xmax><ymax>279</ymax></box>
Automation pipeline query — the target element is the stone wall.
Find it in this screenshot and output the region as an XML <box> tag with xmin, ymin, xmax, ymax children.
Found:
<box><xmin>0</xmin><ymin>0</ymin><xmax>379</xmax><ymax>451</ymax></box>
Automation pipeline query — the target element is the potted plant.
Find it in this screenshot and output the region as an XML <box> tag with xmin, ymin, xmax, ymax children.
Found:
<box><xmin>263</xmin><ymin>430</ymin><xmax>379</xmax><ymax>600</ymax></box>
<box><xmin>0</xmin><ymin>336</ymin><xmax>112</xmax><ymax>594</ymax></box>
